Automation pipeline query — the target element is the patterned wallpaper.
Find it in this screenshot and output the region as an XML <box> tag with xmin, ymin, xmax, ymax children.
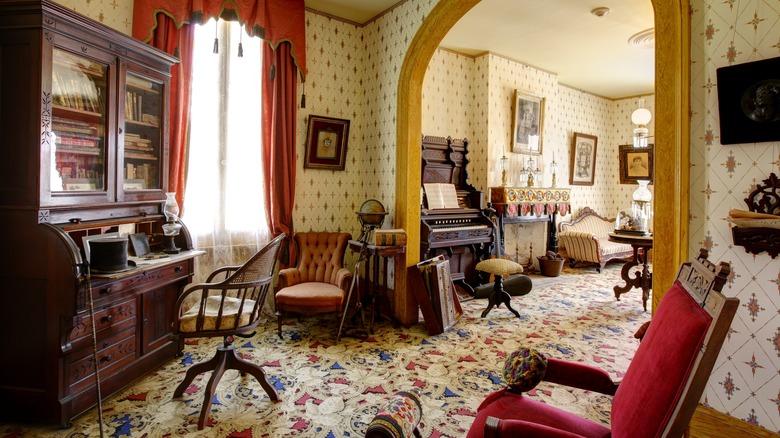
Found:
<box><xmin>422</xmin><ymin>48</ymin><xmax>656</xmax><ymax>265</ymax></box>
<box><xmin>690</xmin><ymin>0</ymin><xmax>780</xmax><ymax>431</ymax></box>
<box><xmin>56</xmin><ymin>0</ymin><xmax>779</xmax><ymax>431</ymax></box>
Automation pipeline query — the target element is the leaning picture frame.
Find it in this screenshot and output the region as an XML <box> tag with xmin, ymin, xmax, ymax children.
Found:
<box><xmin>619</xmin><ymin>144</ymin><xmax>654</xmax><ymax>184</ymax></box>
<box><xmin>569</xmin><ymin>132</ymin><xmax>597</xmax><ymax>186</ymax></box>
<box><xmin>511</xmin><ymin>90</ymin><xmax>544</xmax><ymax>154</ymax></box>
<box><xmin>304</xmin><ymin>115</ymin><xmax>350</xmax><ymax>170</ymax></box>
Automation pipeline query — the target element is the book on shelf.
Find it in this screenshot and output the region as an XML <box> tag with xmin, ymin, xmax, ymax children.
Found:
<box><xmin>372</xmin><ymin>228</ymin><xmax>407</xmax><ymax>246</ymax></box>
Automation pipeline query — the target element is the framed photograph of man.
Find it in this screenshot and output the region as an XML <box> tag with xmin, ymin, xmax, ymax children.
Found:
<box><xmin>569</xmin><ymin>132</ymin><xmax>597</xmax><ymax>186</ymax></box>
<box><xmin>619</xmin><ymin>144</ymin><xmax>654</xmax><ymax>184</ymax></box>
<box><xmin>511</xmin><ymin>90</ymin><xmax>544</xmax><ymax>155</ymax></box>
<box><xmin>304</xmin><ymin>115</ymin><xmax>350</xmax><ymax>170</ymax></box>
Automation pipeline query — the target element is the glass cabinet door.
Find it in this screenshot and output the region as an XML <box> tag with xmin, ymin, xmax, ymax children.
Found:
<box><xmin>50</xmin><ymin>48</ymin><xmax>107</xmax><ymax>193</ymax></box>
<box><xmin>122</xmin><ymin>72</ymin><xmax>163</xmax><ymax>193</ymax></box>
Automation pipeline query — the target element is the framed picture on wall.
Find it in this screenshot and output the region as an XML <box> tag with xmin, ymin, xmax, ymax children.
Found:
<box><xmin>304</xmin><ymin>115</ymin><xmax>350</xmax><ymax>170</ymax></box>
<box><xmin>716</xmin><ymin>57</ymin><xmax>780</xmax><ymax>145</ymax></box>
<box><xmin>569</xmin><ymin>132</ymin><xmax>597</xmax><ymax>186</ymax></box>
<box><xmin>619</xmin><ymin>144</ymin><xmax>654</xmax><ymax>184</ymax></box>
<box><xmin>511</xmin><ymin>90</ymin><xmax>544</xmax><ymax>155</ymax></box>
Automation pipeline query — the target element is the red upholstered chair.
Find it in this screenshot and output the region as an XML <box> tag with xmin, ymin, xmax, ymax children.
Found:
<box><xmin>275</xmin><ymin>232</ymin><xmax>352</xmax><ymax>338</ymax></box>
<box><xmin>467</xmin><ymin>248</ymin><xmax>739</xmax><ymax>438</ymax></box>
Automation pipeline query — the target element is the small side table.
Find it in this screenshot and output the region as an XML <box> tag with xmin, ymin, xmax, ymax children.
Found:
<box><xmin>348</xmin><ymin>240</ymin><xmax>406</xmax><ymax>332</ymax></box>
<box><xmin>608</xmin><ymin>233</ymin><xmax>653</xmax><ymax>311</ymax></box>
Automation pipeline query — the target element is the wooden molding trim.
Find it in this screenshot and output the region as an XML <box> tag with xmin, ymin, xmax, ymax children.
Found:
<box><xmin>688</xmin><ymin>405</ymin><xmax>776</xmax><ymax>438</ymax></box>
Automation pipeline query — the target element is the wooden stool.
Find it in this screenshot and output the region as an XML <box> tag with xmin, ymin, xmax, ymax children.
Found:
<box><xmin>475</xmin><ymin>259</ymin><xmax>524</xmax><ymax>318</ymax></box>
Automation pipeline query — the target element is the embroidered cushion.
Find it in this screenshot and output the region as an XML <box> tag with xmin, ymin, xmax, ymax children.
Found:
<box><xmin>475</xmin><ymin>258</ymin><xmax>523</xmax><ymax>276</ymax></box>
<box><xmin>503</xmin><ymin>347</ymin><xmax>548</xmax><ymax>392</ymax></box>
<box><xmin>365</xmin><ymin>390</ymin><xmax>423</xmax><ymax>438</ymax></box>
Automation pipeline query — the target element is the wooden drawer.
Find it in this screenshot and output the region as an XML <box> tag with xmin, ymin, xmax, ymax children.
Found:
<box><xmin>68</xmin><ymin>329</ymin><xmax>136</xmax><ymax>393</ymax></box>
<box><xmin>88</xmin><ymin>260</ymin><xmax>190</xmax><ymax>302</ymax></box>
<box><xmin>68</xmin><ymin>298</ymin><xmax>136</xmax><ymax>350</ymax></box>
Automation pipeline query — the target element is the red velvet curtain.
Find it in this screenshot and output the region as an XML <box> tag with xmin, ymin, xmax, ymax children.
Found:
<box><xmin>133</xmin><ymin>0</ymin><xmax>305</xmax><ymax>251</ymax></box>
<box><xmin>143</xmin><ymin>15</ymin><xmax>194</xmax><ymax>209</ymax></box>
<box><xmin>132</xmin><ymin>0</ymin><xmax>306</xmax><ymax>78</ymax></box>
<box><xmin>263</xmin><ymin>42</ymin><xmax>298</xmax><ymax>266</ymax></box>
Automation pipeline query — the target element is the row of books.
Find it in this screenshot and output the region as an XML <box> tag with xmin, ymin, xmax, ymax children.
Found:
<box><xmin>52</xmin><ymin>69</ymin><xmax>103</xmax><ymax>113</ymax></box>
<box><xmin>126</xmin><ymin>162</ymin><xmax>157</xmax><ymax>186</ymax></box>
<box><xmin>125</xmin><ymin>91</ymin><xmax>159</xmax><ymax>126</ymax></box>
<box><xmin>124</xmin><ymin>133</ymin><xmax>155</xmax><ymax>152</ymax></box>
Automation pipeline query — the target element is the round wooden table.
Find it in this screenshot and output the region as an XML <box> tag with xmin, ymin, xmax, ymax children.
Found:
<box><xmin>608</xmin><ymin>232</ymin><xmax>653</xmax><ymax>311</ymax></box>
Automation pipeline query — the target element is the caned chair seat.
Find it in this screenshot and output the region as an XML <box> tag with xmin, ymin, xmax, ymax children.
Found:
<box><xmin>178</xmin><ymin>295</ymin><xmax>256</xmax><ymax>333</ymax></box>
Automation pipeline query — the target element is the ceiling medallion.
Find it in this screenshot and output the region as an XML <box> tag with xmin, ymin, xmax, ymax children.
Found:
<box><xmin>591</xmin><ymin>7</ymin><xmax>610</xmax><ymax>17</ymax></box>
<box><xmin>628</xmin><ymin>28</ymin><xmax>655</xmax><ymax>49</ymax></box>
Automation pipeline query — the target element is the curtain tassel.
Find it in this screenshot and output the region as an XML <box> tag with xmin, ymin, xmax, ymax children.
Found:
<box><xmin>238</xmin><ymin>30</ymin><xmax>243</xmax><ymax>57</ymax></box>
<box><xmin>213</xmin><ymin>21</ymin><xmax>219</xmax><ymax>54</ymax></box>
<box><xmin>174</xmin><ymin>46</ymin><xmax>180</xmax><ymax>58</ymax></box>
<box><xmin>301</xmin><ymin>81</ymin><xmax>306</xmax><ymax>108</ymax></box>
<box><xmin>270</xmin><ymin>65</ymin><xmax>276</xmax><ymax>80</ymax></box>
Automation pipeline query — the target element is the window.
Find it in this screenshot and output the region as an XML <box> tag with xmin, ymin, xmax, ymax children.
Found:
<box><xmin>183</xmin><ymin>19</ymin><xmax>268</xmax><ymax>280</ymax></box>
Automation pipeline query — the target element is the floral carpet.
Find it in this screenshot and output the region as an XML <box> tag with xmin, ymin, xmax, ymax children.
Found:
<box><xmin>1</xmin><ymin>263</ymin><xmax>649</xmax><ymax>438</ymax></box>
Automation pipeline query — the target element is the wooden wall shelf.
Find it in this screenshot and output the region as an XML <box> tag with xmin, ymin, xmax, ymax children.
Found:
<box><xmin>732</xmin><ymin>173</ymin><xmax>780</xmax><ymax>259</ymax></box>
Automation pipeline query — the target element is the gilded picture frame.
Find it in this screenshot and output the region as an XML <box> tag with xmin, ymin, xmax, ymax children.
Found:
<box><xmin>511</xmin><ymin>90</ymin><xmax>544</xmax><ymax>155</ymax></box>
<box><xmin>569</xmin><ymin>132</ymin><xmax>597</xmax><ymax>186</ymax></box>
<box><xmin>304</xmin><ymin>115</ymin><xmax>350</xmax><ymax>170</ymax></box>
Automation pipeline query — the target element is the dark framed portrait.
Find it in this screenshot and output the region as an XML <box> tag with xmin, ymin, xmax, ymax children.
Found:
<box><xmin>304</xmin><ymin>115</ymin><xmax>350</xmax><ymax>170</ymax></box>
<box><xmin>619</xmin><ymin>144</ymin><xmax>654</xmax><ymax>184</ymax></box>
<box><xmin>511</xmin><ymin>90</ymin><xmax>544</xmax><ymax>155</ymax></box>
<box><xmin>569</xmin><ymin>132</ymin><xmax>597</xmax><ymax>186</ymax></box>
<box><xmin>716</xmin><ymin>56</ymin><xmax>780</xmax><ymax>145</ymax></box>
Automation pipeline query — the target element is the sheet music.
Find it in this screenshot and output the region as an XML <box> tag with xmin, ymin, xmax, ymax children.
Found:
<box><xmin>423</xmin><ymin>183</ymin><xmax>459</xmax><ymax>209</ymax></box>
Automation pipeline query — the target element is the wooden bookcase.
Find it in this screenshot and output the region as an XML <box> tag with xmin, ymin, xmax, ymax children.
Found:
<box><xmin>0</xmin><ymin>1</ymin><xmax>199</xmax><ymax>427</ymax></box>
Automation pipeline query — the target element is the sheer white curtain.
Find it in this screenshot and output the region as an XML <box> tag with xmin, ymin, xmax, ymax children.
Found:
<box><xmin>182</xmin><ymin>19</ymin><xmax>269</xmax><ymax>284</ymax></box>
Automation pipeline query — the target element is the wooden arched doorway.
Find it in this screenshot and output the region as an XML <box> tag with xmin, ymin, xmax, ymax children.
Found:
<box><xmin>395</xmin><ymin>0</ymin><xmax>689</xmax><ymax>315</ymax></box>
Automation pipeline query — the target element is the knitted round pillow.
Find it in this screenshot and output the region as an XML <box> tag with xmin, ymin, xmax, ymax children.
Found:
<box><xmin>503</xmin><ymin>347</ymin><xmax>548</xmax><ymax>392</ymax></box>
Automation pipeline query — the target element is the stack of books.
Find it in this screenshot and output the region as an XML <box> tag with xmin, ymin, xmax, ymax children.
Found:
<box><xmin>372</xmin><ymin>228</ymin><xmax>407</xmax><ymax>246</ymax></box>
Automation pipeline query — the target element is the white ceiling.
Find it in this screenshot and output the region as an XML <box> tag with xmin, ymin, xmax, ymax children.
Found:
<box><xmin>303</xmin><ymin>0</ymin><xmax>655</xmax><ymax>99</ymax></box>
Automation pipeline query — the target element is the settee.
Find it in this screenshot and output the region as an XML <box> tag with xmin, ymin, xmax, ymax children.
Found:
<box><xmin>557</xmin><ymin>207</ymin><xmax>632</xmax><ymax>272</ymax></box>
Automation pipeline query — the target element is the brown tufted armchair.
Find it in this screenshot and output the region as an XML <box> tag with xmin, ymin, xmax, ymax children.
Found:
<box><xmin>275</xmin><ymin>232</ymin><xmax>352</xmax><ymax>338</ymax></box>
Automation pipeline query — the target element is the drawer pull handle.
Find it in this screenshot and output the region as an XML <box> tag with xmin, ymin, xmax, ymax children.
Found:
<box><xmin>101</xmin><ymin>354</ymin><xmax>113</xmax><ymax>363</ymax></box>
<box><xmin>102</xmin><ymin>341</ymin><xmax>109</xmax><ymax>349</ymax></box>
<box><xmin>175</xmin><ymin>266</ymin><xmax>183</xmax><ymax>272</ymax></box>
<box><xmin>102</xmin><ymin>315</ymin><xmax>114</xmax><ymax>323</ymax></box>
<box><xmin>101</xmin><ymin>287</ymin><xmax>112</xmax><ymax>295</ymax></box>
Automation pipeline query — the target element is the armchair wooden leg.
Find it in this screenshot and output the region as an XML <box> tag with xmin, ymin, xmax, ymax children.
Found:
<box><xmin>197</xmin><ymin>350</ymin><xmax>230</xmax><ymax>430</ymax></box>
<box><xmin>230</xmin><ymin>347</ymin><xmax>279</xmax><ymax>402</ymax></box>
<box><xmin>276</xmin><ymin>311</ymin><xmax>283</xmax><ymax>338</ymax></box>
<box><xmin>174</xmin><ymin>341</ymin><xmax>279</xmax><ymax>430</ymax></box>
<box><xmin>173</xmin><ymin>350</ymin><xmax>223</xmax><ymax>398</ymax></box>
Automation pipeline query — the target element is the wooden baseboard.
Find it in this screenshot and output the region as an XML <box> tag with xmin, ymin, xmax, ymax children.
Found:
<box><xmin>688</xmin><ymin>405</ymin><xmax>776</xmax><ymax>437</ymax></box>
